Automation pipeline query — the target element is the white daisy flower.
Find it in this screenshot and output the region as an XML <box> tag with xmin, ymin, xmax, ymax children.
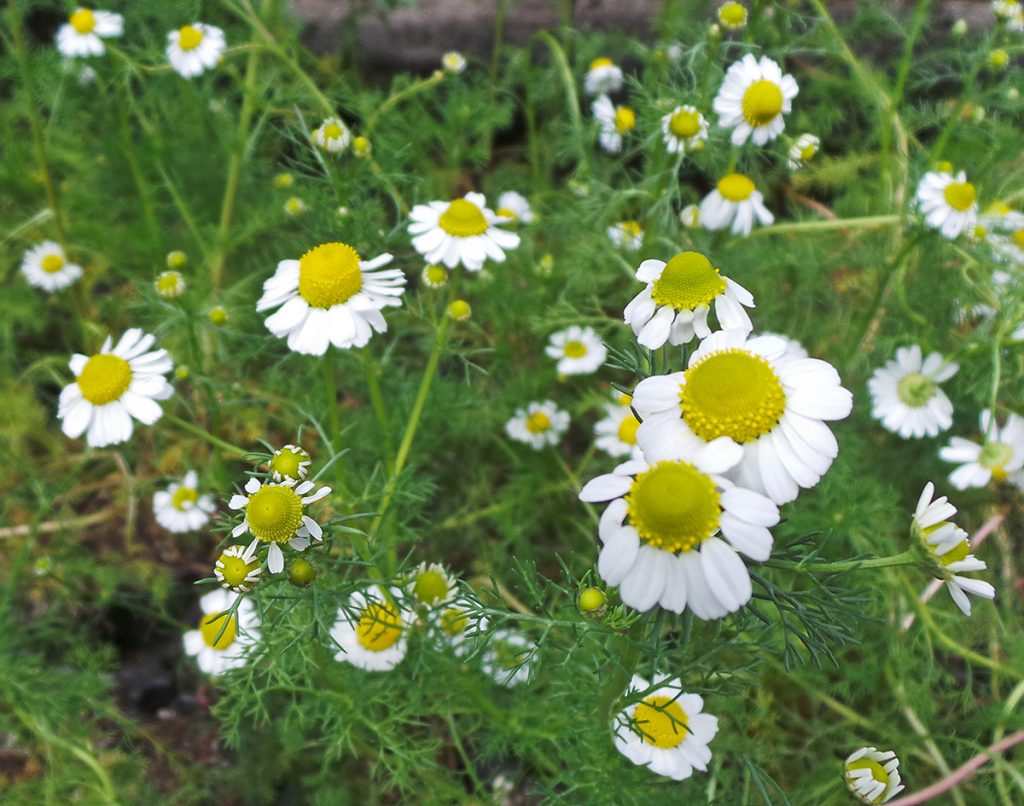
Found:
<box><xmin>505</xmin><ymin>401</ymin><xmax>570</xmax><ymax>449</ymax></box>
<box><xmin>153</xmin><ymin>471</ymin><xmax>215</xmax><ymax>533</ymax></box>
<box><xmin>592</xmin><ymin>95</ymin><xmax>636</xmax><ymax>153</ymax></box>
<box><xmin>579</xmin><ymin>442</ymin><xmax>780</xmax><ymax>617</ymax></box>
<box><xmin>717</xmin><ymin>2</ymin><xmax>748</xmax><ymax>29</ymax></box>
<box><xmin>915</xmin><ymin>169</ymin><xmax>978</xmax><ymax>239</ymax></box>
<box><xmin>624</xmin><ymin>251</ymin><xmax>754</xmax><ymax>348</ymax></box>
<box><xmin>166</xmin><ymin>23</ymin><xmax>226</xmax><ymax>79</ymax></box>
<box><xmin>979</xmin><ymin>202</ymin><xmax>1024</xmax><ymax>265</ymax></box>
<box><xmin>56</xmin><ymin>8</ymin><xmax>122</xmax><ymax>58</ymax></box>
<box><xmin>545</xmin><ymin>326</ymin><xmax>607</xmax><ymax>375</ymax></box>
<box><xmin>632</xmin><ymin>329</ymin><xmax>853</xmax><ymax>506</ymax></box>
<box><xmin>20</xmin><ymin>240</ymin><xmax>82</xmax><ymax>292</ymax></box>
<box><xmin>584</xmin><ymin>57</ymin><xmax>623</xmax><ymax>96</ymax></box>
<box><xmin>994</xmin><ymin>0</ymin><xmax>1024</xmax><ymax>31</ymax></box>
<box><xmin>420</xmin><ymin>264</ymin><xmax>448</xmax><ymax>288</ymax></box>
<box><xmin>481</xmin><ymin>628</ymin><xmax>536</xmax><ymax>687</ymax></box>
<box><xmin>608</xmin><ymin>220</ymin><xmax>644</xmax><ymax>251</ymax></box>
<box><xmin>594</xmin><ymin>393</ymin><xmax>643</xmax><ymax>460</ymax></box>
<box><xmin>330</xmin><ymin>585</ymin><xmax>413</xmax><ymax>672</ymax></box>
<box><xmin>613</xmin><ymin>674</ymin><xmax>719</xmax><ymax>781</ymax></box>
<box><xmin>312</xmin><ymin>117</ymin><xmax>351</xmax><ymax>153</ymax></box>
<box><xmin>699</xmin><ymin>173</ymin><xmax>774</xmax><ymax>236</ymax></box>
<box><xmin>214</xmin><ymin>545</ymin><xmax>262</xmax><ymax>593</ymax></box>
<box><xmin>58</xmin><ymin>330</ymin><xmax>174</xmax><ymax>448</ymax></box>
<box><xmin>408</xmin><ymin>192</ymin><xmax>521</xmax><ymax>271</ymax></box>
<box><xmin>228</xmin><ymin>478</ymin><xmax>331</xmax><ymax>574</ymax></box>
<box><xmin>868</xmin><ymin>345</ymin><xmax>958</xmax><ymax>439</ymax></box>
<box><xmin>269</xmin><ymin>444</ymin><xmax>311</xmax><ymax>482</ymax></box>
<box><xmin>257</xmin><ymin>242</ymin><xmax>406</xmax><ymax>356</ymax></box>
<box><xmin>713</xmin><ymin>54</ymin><xmax>798</xmax><ymax>146</ymax></box>
<box><xmin>182</xmin><ymin>590</ymin><xmax>260</xmax><ymax>677</ymax></box>
<box><xmin>844</xmin><ymin>747</ymin><xmax>905</xmax><ymax>804</ymax></box>
<box><xmin>939</xmin><ymin>410</ymin><xmax>1024</xmax><ymax>489</ymax></box>
<box><xmin>433</xmin><ymin>599</ymin><xmax>489</xmax><ymax>655</ymax></box>
<box><xmin>155</xmin><ymin>270</ymin><xmax>186</xmax><ymax>299</ymax></box>
<box><xmin>442</xmin><ymin>51</ymin><xmax>467</xmax><ymax>74</ymax></box>
<box><xmin>661</xmin><ymin>105</ymin><xmax>709</xmax><ymax>155</ymax></box>
<box><xmin>787</xmin><ymin>133</ymin><xmax>820</xmax><ymax>170</ymax></box>
<box><xmin>495</xmin><ymin>191</ymin><xmax>534</xmax><ymax>224</ymax></box>
<box><xmin>409</xmin><ymin>562</ymin><xmax>457</xmax><ymax>607</ymax></box>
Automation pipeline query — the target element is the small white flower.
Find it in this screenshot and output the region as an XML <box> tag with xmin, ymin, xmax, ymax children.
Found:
<box><xmin>408</xmin><ymin>192</ymin><xmax>521</xmax><ymax>271</ymax></box>
<box><xmin>713</xmin><ymin>54</ymin><xmax>798</xmax><ymax>146</ymax></box>
<box><xmin>699</xmin><ymin>173</ymin><xmax>774</xmax><ymax>236</ymax></box>
<box><xmin>592</xmin><ymin>95</ymin><xmax>636</xmax><ymax>153</ymax></box>
<box><xmin>594</xmin><ymin>392</ymin><xmax>643</xmax><ymax>460</ymax></box>
<box><xmin>505</xmin><ymin>401</ymin><xmax>570</xmax><ymax>449</ymax></box>
<box><xmin>915</xmin><ymin>170</ymin><xmax>978</xmax><ymax>239</ymax></box>
<box><xmin>608</xmin><ymin>220</ymin><xmax>644</xmax><ymax>251</ymax></box>
<box><xmin>155</xmin><ymin>270</ymin><xmax>186</xmax><ymax>299</ymax></box>
<box><xmin>939</xmin><ymin>409</ymin><xmax>1024</xmax><ymax>489</ymax></box>
<box><xmin>661</xmin><ymin>105</ymin><xmax>708</xmax><ymax>155</ymax></box>
<box><xmin>624</xmin><ymin>251</ymin><xmax>754</xmax><ymax>348</ymax></box>
<box><xmin>844</xmin><ymin>747</ymin><xmax>905</xmax><ymax>804</ymax></box>
<box><xmin>545</xmin><ymin>326</ymin><xmax>607</xmax><ymax>375</ymax></box>
<box><xmin>166</xmin><ymin>23</ymin><xmax>226</xmax><ymax>79</ymax></box>
<box><xmin>679</xmin><ymin>204</ymin><xmax>700</xmax><ymax>228</ymax></box>
<box><xmin>420</xmin><ymin>264</ymin><xmax>449</xmax><ymax>288</ymax></box>
<box><xmin>408</xmin><ymin>562</ymin><xmax>457</xmax><ymax>607</ymax></box>
<box><xmin>442</xmin><ymin>51</ymin><xmax>467</xmax><ymax>73</ymax></box>
<box><xmin>214</xmin><ymin>545</ymin><xmax>263</xmax><ymax>593</ymax></box>
<box><xmin>21</xmin><ymin>240</ymin><xmax>82</xmax><ymax>292</ymax></box>
<box><xmin>269</xmin><ymin>444</ymin><xmax>311</xmax><ymax>482</ymax></box>
<box><xmin>994</xmin><ymin>0</ymin><xmax>1024</xmax><ymax>31</ymax></box>
<box><xmin>432</xmin><ymin>598</ymin><xmax>489</xmax><ymax>655</ymax></box>
<box><xmin>979</xmin><ymin>202</ymin><xmax>1024</xmax><ymax>265</ymax></box>
<box><xmin>56</xmin><ymin>8</ymin><xmax>123</xmax><ymax>58</ymax></box>
<box><xmin>331</xmin><ymin>585</ymin><xmax>413</xmax><ymax>672</ymax></box>
<box><xmin>584</xmin><ymin>57</ymin><xmax>623</xmax><ymax>96</ymax></box>
<box><xmin>153</xmin><ymin>471</ymin><xmax>215</xmax><ymax>533</ymax></box>
<box><xmin>613</xmin><ymin>674</ymin><xmax>719</xmax><ymax>780</ymax></box>
<box><xmin>312</xmin><ymin>117</ymin><xmax>351</xmax><ymax>153</ymax></box>
<box><xmin>868</xmin><ymin>345</ymin><xmax>959</xmax><ymax>439</ymax></box>
<box><xmin>787</xmin><ymin>133</ymin><xmax>820</xmax><ymax>170</ymax></box>
<box><xmin>182</xmin><ymin>590</ymin><xmax>260</xmax><ymax>677</ymax></box>
<box><xmin>481</xmin><ymin>629</ymin><xmax>537</xmax><ymax>687</ymax></box>
<box><xmin>495</xmin><ymin>191</ymin><xmax>534</xmax><ymax>224</ymax></box>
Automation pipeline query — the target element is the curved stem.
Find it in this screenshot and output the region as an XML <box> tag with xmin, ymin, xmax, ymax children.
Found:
<box><xmin>748</xmin><ymin>214</ymin><xmax>901</xmax><ymax>237</ymax></box>
<box><xmin>766</xmin><ymin>549</ymin><xmax>919</xmax><ymax>575</ymax></box>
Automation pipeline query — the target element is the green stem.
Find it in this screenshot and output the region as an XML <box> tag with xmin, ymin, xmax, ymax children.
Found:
<box><xmin>930</xmin><ymin>53</ymin><xmax>986</xmax><ymax>163</ymax></box>
<box><xmin>365</xmin><ymin>73</ymin><xmax>445</xmax><ymax>134</ymax></box>
<box><xmin>165</xmin><ymin>414</ymin><xmax>251</xmax><ymax>458</ymax></box>
<box><xmin>323</xmin><ymin>353</ymin><xmax>345</xmax><ymax>492</ymax></box>
<box><xmin>363</xmin><ymin>350</ymin><xmax>394</xmax><ymax>470</ymax></box>
<box><xmin>766</xmin><ymin>549</ymin><xmax>919</xmax><ymax>575</ymax></box>
<box><xmin>535</xmin><ymin>32</ymin><xmax>586</xmax><ymax>169</ymax></box>
<box><xmin>112</xmin><ymin>77</ymin><xmax>159</xmax><ymax>245</ymax></box>
<box><xmin>749</xmin><ymin>214</ymin><xmax>901</xmax><ymax>237</ymax></box>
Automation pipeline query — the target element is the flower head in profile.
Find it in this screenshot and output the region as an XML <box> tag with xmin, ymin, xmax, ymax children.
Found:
<box><xmin>153</xmin><ymin>471</ymin><xmax>215</xmax><ymax>533</ymax></box>
<box><xmin>21</xmin><ymin>241</ymin><xmax>82</xmax><ymax>293</ymax></box>
<box><xmin>505</xmin><ymin>401</ymin><xmax>570</xmax><ymax>449</ymax></box>
<box><xmin>313</xmin><ymin>117</ymin><xmax>351</xmax><ymax>153</ymax></box>
<box><xmin>713</xmin><ymin>54</ymin><xmax>798</xmax><ymax>146</ymax></box>
<box><xmin>661</xmin><ymin>105</ymin><xmax>708</xmax><ymax>155</ymax></box>
<box><xmin>481</xmin><ymin>629</ymin><xmax>537</xmax><ymax>687</ymax></box>
<box><xmin>56</xmin><ymin>8</ymin><xmax>123</xmax><ymax>58</ymax></box>
<box><xmin>868</xmin><ymin>345</ymin><xmax>958</xmax><ymax>439</ymax></box>
<box><xmin>788</xmin><ymin>133</ymin><xmax>820</xmax><ymax>170</ymax></box>
<box><xmin>331</xmin><ymin>585</ymin><xmax>413</xmax><ymax>672</ymax></box>
<box><xmin>442</xmin><ymin>51</ymin><xmax>467</xmax><ymax>74</ymax></box>
<box><xmin>916</xmin><ymin>169</ymin><xmax>978</xmax><ymax>239</ymax></box>
<box><xmin>167</xmin><ymin>23</ymin><xmax>226</xmax><ymax>79</ymax></box>
<box><xmin>844</xmin><ymin>747</ymin><xmax>904</xmax><ymax>804</ymax></box>
<box><xmin>699</xmin><ymin>173</ymin><xmax>774</xmax><ymax>236</ymax></box>
<box><xmin>608</xmin><ymin>220</ymin><xmax>644</xmax><ymax>251</ymax></box>
<box><xmin>939</xmin><ymin>410</ymin><xmax>1024</xmax><ymax>489</ymax></box>
<box><xmin>270</xmin><ymin>444</ymin><xmax>311</xmax><ymax>482</ymax></box>
<box><xmin>593</xmin><ymin>95</ymin><xmax>636</xmax><ymax>153</ymax></box>
<box><xmin>214</xmin><ymin>545</ymin><xmax>262</xmax><ymax>594</ymax></box>
<box><xmin>182</xmin><ymin>590</ymin><xmax>260</xmax><ymax>677</ymax></box>
<box><xmin>584</xmin><ymin>57</ymin><xmax>623</xmax><ymax>96</ymax></box>
<box><xmin>594</xmin><ymin>392</ymin><xmax>643</xmax><ymax>460</ymax></box>
<box><xmin>545</xmin><ymin>326</ymin><xmax>607</xmax><ymax>376</ymax></box>
<box><xmin>408</xmin><ymin>192</ymin><xmax>520</xmax><ymax>271</ymax></box>
<box><xmin>496</xmin><ymin>191</ymin><xmax>534</xmax><ymax>224</ymax></box>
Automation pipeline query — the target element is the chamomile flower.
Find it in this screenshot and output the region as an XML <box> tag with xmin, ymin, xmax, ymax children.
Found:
<box><xmin>939</xmin><ymin>410</ymin><xmax>1024</xmax><ymax>489</ymax></box>
<box><xmin>153</xmin><ymin>471</ymin><xmax>215</xmax><ymax>533</ymax></box>
<box><xmin>844</xmin><ymin>747</ymin><xmax>905</xmax><ymax>804</ymax></box>
<box><xmin>915</xmin><ymin>169</ymin><xmax>978</xmax><ymax>238</ymax></box>
<box><xmin>331</xmin><ymin>586</ymin><xmax>413</xmax><ymax>672</ymax></box>
<box><xmin>868</xmin><ymin>345</ymin><xmax>959</xmax><ymax>439</ymax></box>
<box><xmin>228</xmin><ymin>478</ymin><xmax>331</xmax><ymax>574</ymax></box>
<box><xmin>182</xmin><ymin>590</ymin><xmax>260</xmax><ymax>677</ymax></box>
<box><xmin>421</xmin><ymin>264</ymin><xmax>448</xmax><ymax>288</ymax></box>
<box><xmin>624</xmin><ymin>251</ymin><xmax>754</xmax><ymax>348</ymax></box>
<box><xmin>496</xmin><ymin>191</ymin><xmax>534</xmax><ymax>224</ymax></box>
<box><xmin>481</xmin><ymin>629</ymin><xmax>537</xmax><ymax>687</ymax></box>
<box><xmin>409</xmin><ymin>562</ymin><xmax>457</xmax><ymax>607</ymax></box>
<box><xmin>593</xmin><ymin>95</ymin><xmax>636</xmax><ymax>153</ymax></box>
<box><xmin>442</xmin><ymin>51</ymin><xmax>467</xmax><ymax>74</ymax></box>
<box><xmin>20</xmin><ymin>241</ymin><xmax>82</xmax><ymax>292</ymax></box>
<box><xmin>632</xmin><ymin>329</ymin><xmax>853</xmax><ymax>506</ymax></box>
<box><xmin>505</xmin><ymin>401</ymin><xmax>570</xmax><ymax>449</ymax></box>
<box><xmin>661</xmin><ymin>105</ymin><xmax>708</xmax><ymax>154</ymax></box>
<box><xmin>166</xmin><ymin>23</ymin><xmax>225</xmax><ymax>79</ymax></box>
<box><xmin>155</xmin><ymin>270</ymin><xmax>185</xmax><ymax>299</ymax></box>
<box><xmin>980</xmin><ymin>202</ymin><xmax>1024</xmax><ymax>264</ymax></box>
<box><xmin>713</xmin><ymin>54</ymin><xmax>798</xmax><ymax>146</ymax></box>
<box><xmin>431</xmin><ymin>598</ymin><xmax>489</xmax><ymax>654</ymax></box>
<box><xmin>408</xmin><ymin>192</ymin><xmax>521</xmax><ymax>271</ymax></box>
<box><xmin>608</xmin><ymin>220</ymin><xmax>644</xmax><ymax>250</ymax></box>
<box><xmin>579</xmin><ymin>443</ymin><xmax>779</xmax><ymax>617</ymax></box>
<box><xmin>699</xmin><ymin>173</ymin><xmax>774</xmax><ymax>236</ymax></box>
<box><xmin>787</xmin><ymin>133</ymin><xmax>820</xmax><ymax>170</ymax></box>
<box><xmin>717</xmin><ymin>2</ymin><xmax>748</xmax><ymax>29</ymax></box>
<box><xmin>584</xmin><ymin>57</ymin><xmax>623</xmax><ymax>95</ymax></box>
<box><xmin>594</xmin><ymin>393</ymin><xmax>643</xmax><ymax>460</ymax></box>
<box><xmin>545</xmin><ymin>326</ymin><xmax>607</xmax><ymax>375</ymax></box>
<box><xmin>680</xmin><ymin>204</ymin><xmax>701</xmax><ymax>228</ymax></box>
<box><xmin>994</xmin><ymin>0</ymin><xmax>1024</xmax><ymax>30</ymax></box>
<box><xmin>58</xmin><ymin>330</ymin><xmax>174</xmax><ymax>448</ymax></box>
<box><xmin>269</xmin><ymin>444</ymin><xmax>311</xmax><ymax>482</ymax></box>
<box><xmin>257</xmin><ymin>242</ymin><xmax>406</xmax><ymax>355</ymax></box>
<box><xmin>613</xmin><ymin>674</ymin><xmax>719</xmax><ymax>781</ymax></box>
<box><xmin>312</xmin><ymin>117</ymin><xmax>351</xmax><ymax>153</ymax></box>
<box><xmin>56</xmin><ymin>8</ymin><xmax>123</xmax><ymax>58</ymax></box>
<box><xmin>214</xmin><ymin>545</ymin><xmax>262</xmax><ymax>593</ymax></box>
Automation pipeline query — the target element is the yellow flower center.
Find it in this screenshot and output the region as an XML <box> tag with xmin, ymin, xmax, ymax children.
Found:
<box><xmin>41</xmin><ymin>254</ymin><xmax>66</xmax><ymax>273</ymax></box>
<box><xmin>895</xmin><ymin>372</ymin><xmax>936</xmax><ymax>408</ymax></box>
<box><xmin>217</xmin><ymin>554</ymin><xmax>256</xmax><ymax>589</ymax></box>
<box><xmin>413</xmin><ymin>569</ymin><xmax>450</xmax><ymax>605</ymax></box>
<box><xmin>439</xmin><ymin>199</ymin><xmax>489</xmax><ymax>237</ymax></box>
<box><xmin>651</xmin><ymin>251</ymin><xmax>727</xmax><ymax>310</ymax></box>
<box><xmin>626</xmin><ymin>461</ymin><xmax>721</xmax><ymax>552</ymax></box>
<box><xmin>425</xmin><ymin>265</ymin><xmax>448</xmax><ymax>285</ymax></box>
<box><xmin>589</xmin><ymin>57</ymin><xmax>614</xmax><ymax>70</ymax></box>
<box><xmin>440</xmin><ymin>607</ymin><xmax>469</xmax><ymax>636</ymax></box>
<box><xmin>741</xmin><ymin>79</ymin><xmax>784</xmax><ymax>126</ymax></box>
<box><xmin>634</xmin><ymin>696</ymin><xmax>690</xmax><ymax>749</ymax></box>
<box><xmin>322</xmin><ymin>122</ymin><xmax>345</xmax><ymax>141</ymax></box>
<box><xmin>496</xmin><ymin>207</ymin><xmax>517</xmax><ymax>220</ymax></box>
<box><xmin>200</xmin><ymin>611</ymin><xmax>238</xmax><ymax>650</ymax></box>
<box><xmin>980</xmin><ymin>441</ymin><xmax>1014</xmax><ymax>475</ymax></box>
<box><xmin>245</xmin><ymin>485</ymin><xmax>303</xmax><ymax>544</ymax></box>
<box><xmin>297</xmin><ymin>242</ymin><xmax>363</xmax><ymax>309</ymax></box>
<box><xmin>70</xmin><ymin>8</ymin><xmax>96</xmax><ymax>34</ymax></box>
<box><xmin>618</xmin><ymin>393</ymin><xmax>632</xmax><ymax>406</ymax></box>
<box><xmin>171</xmin><ymin>486</ymin><xmax>198</xmax><ymax>511</ymax></box>
<box><xmin>936</xmin><ymin>539</ymin><xmax>971</xmax><ymax>566</ymax></box>
<box><xmin>800</xmin><ymin>143</ymin><xmax>817</xmax><ymax>161</ymax></box>
<box><xmin>178</xmin><ymin>25</ymin><xmax>204</xmax><ymax>52</ymax></box>
<box><xmin>621</xmin><ymin>220</ymin><xmax>643</xmax><ymax>237</ymax></box>
<box><xmin>156</xmin><ymin>271</ymin><xmax>183</xmax><ymax>295</ymax></box>
<box><xmin>846</xmin><ymin>759</ymin><xmax>890</xmax><ymax>799</ymax></box>
<box><xmin>356</xmin><ymin>601</ymin><xmax>403</xmax><ymax>651</ymax></box>
<box><xmin>1011</xmin><ymin>230</ymin><xmax>1024</xmax><ymax>249</ymax></box>
<box><xmin>717</xmin><ymin>173</ymin><xmax>756</xmax><ymax>202</ymax></box>
<box><xmin>563</xmin><ymin>340</ymin><xmax>588</xmax><ymax>358</ymax></box>
<box><xmin>617</xmin><ymin>412</ymin><xmax>640</xmax><ymax>445</ymax></box>
<box><xmin>943</xmin><ymin>181</ymin><xmax>976</xmax><ymax>212</ymax></box>
<box><xmin>525</xmin><ymin>411</ymin><xmax>552</xmax><ymax>434</ymax></box>
<box><xmin>669</xmin><ymin>108</ymin><xmax>702</xmax><ymax>139</ymax></box>
<box><xmin>77</xmin><ymin>354</ymin><xmax>133</xmax><ymax>405</ymax></box>
<box><xmin>718</xmin><ymin>2</ymin><xmax>748</xmax><ymax>28</ymax></box>
<box><xmin>270</xmin><ymin>447</ymin><xmax>306</xmax><ymax>480</ymax></box>
<box><xmin>614</xmin><ymin>106</ymin><xmax>636</xmax><ymax>134</ymax></box>
<box><xmin>680</xmin><ymin>348</ymin><xmax>786</xmax><ymax>443</ymax></box>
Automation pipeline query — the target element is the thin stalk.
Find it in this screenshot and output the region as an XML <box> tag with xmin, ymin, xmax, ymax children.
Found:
<box><xmin>765</xmin><ymin>549</ymin><xmax>919</xmax><ymax>574</ymax></box>
<box><xmin>748</xmin><ymin>214</ymin><xmax>901</xmax><ymax>237</ymax></box>
<box><xmin>323</xmin><ymin>353</ymin><xmax>344</xmax><ymax>492</ymax></box>
<box><xmin>364</xmin><ymin>73</ymin><xmax>445</xmax><ymax>134</ymax></box>
<box><xmin>363</xmin><ymin>350</ymin><xmax>394</xmax><ymax>470</ymax></box>
<box><xmin>165</xmin><ymin>414</ymin><xmax>251</xmax><ymax>458</ymax></box>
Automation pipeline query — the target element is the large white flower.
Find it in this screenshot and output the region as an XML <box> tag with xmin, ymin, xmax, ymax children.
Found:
<box><xmin>331</xmin><ymin>586</ymin><xmax>413</xmax><ymax>672</ymax></box>
<box><xmin>257</xmin><ymin>242</ymin><xmax>406</xmax><ymax>355</ymax></box>
<box><xmin>699</xmin><ymin>173</ymin><xmax>774</xmax><ymax>236</ymax></box>
<box><xmin>632</xmin><ymin>329</ymin><xmax>852</xmax><ymax>505</ymax></box>
<box><xmin>713</xmin><ymin>54</ymin><xmax>798</xmax><ymax>146</ymax></box>
<box><xmin>624</xmin><ymin>251</ymin><xmax>754</xmax><ymax>348</ymax></box>
<box><xmin>505</xmin><ymin>401</ymin><xmax>570</xmax><ymax>449</ymax></box>
<box><xmin>481</xmin><ymin>629</ymin><xmax>537</xmax><ymax>687</ymax></box>
<box><xmin>916</xmin><ymin>170</ymin><xmax>978</xmax><ymax>239</ymax></box>
<box><xmin>939</xmin><ymin>409</ymin><xmax>1024</xmax><ymax>489</ymax></box>
<box><xmin>844</xmin><ymin>747</ymin><xmax>904</xmax><ymax>804</ymax></box>
<box><xmin>579</xmin><ymin>442</ymin><xmax>779</xmax><ymax>618</ymax></box>
<box><xmin>166</xmin><ymin>23</ymin><xmax>226</xmax><ymax>79</ymax></box>
<box><xmin>584</xmin><ymin>57</ymin><xmax>623</xmax><ymax>96</ymax></box>
<box><xmin>661</xmin><ymin>105</ymin><xmax>708</xmax><ymax>155</ymax></box>
<box><xmin>153</xmin><ymin>471</ymin><xmax>216</xmax><ymax>533</ymax></box>
<box><xmin>592</xmin><ymin>95</ymin><xmax>636</xmax><ymax>153</ymax></box>
<box><xmin>56</xmin><ymin>8</ymin><xmax>123</xmax><ymax>58</ymax></box>
<box><xmin>21</xmin><ymin>240</ymin><xmax>82</xmax><ymax>292</ymax></box>
<box><xmin>868</xmin><ymin>345</ymin><xmax>958</xmax><ymax>438</ymax></box>
<box><xmin>594</xmin><ymin>393</ymin><xmax>643</xmax><ymax>460</ymax></box>
<box><xmin>58</xmin><ymin>329</ymin><xmax>174</xmax><ymax>448</ymax></box>
<box><xmin>182</xmin><ymin>590</ymin><xmax>260</xmax><ymax>677</ymax></box>
<box><xmin>613</xmin><ymin>674</ymin><xmax>718</xmax><ymax>781</ymax></box>
<box><xmin>545</xmin><ymin>326</ymin><xmax>607</xmax><ymax>375</ymax></box>
<box><xmin>408</xmin><ymin>192</ymin><xmax>520</xmax><ymax>271</ymax></box>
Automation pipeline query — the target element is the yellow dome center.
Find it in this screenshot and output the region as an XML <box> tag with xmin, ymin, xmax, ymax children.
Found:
<box><xmin>70</xmin><ymin>8</ymin><xmax>96</xmax><ymax>34</ymax></box>
<box><xmin>563</xmin><ymin>340</ymin><xmax>588</xmax><ymax>358</ymax></box>
<box><xmin>356</xmin><ymin>601</ymin><xmax>403</xmax><ymax>651</ymax></box>
<box><xmin>217</xmin><ymin>554</ymin><xmax>256</xmax><ymax>589</ymax></box>
<box><xmin>77</xmin><ymin>354</ymin><xmax>133</xmax><ymax>405</ymax></box>
<box><xmin>245</xmin><ymin>485</ymin><xmax>303</xmax><ymax>543</ymax></box>
<box><xmin>200</xmin><ymin>611</ymin><xmax>238</xmax><ymax>650</ymax></box>
<box><xmin>413</xmin><ymin>570</ymin><xmax>450</xmax><ymax>605</ymax></box>
<box><xmin>614</xmin><ymin>106</ymin><xmax>636</xmax><ymax>134</ymax></box>
<box><xmin>717</xmin><ymin>173</ymin><xmax>756</xmax><ymax>202</ymax></box>
<box><xmin>41</xmin><ymin>254</ymin><xmax>66</xmax><ymax>273</ymax></box>
<box><xmin>895</xmin><ymin>372</ymin><xmax>936</xmax><ymax>408</ymax></box>
<box><xmin>298</xmin><ymin>242</ymin><xmax>363</xmax><ymax>309</ymax></box>
<box><xmin>439</xmin><ymin>199</ymin><xmax>489</xmax><ymax>237</ymax></box>
<box><xmin>626</xmin><ymin>461</ymin><xmax>721</xmax><ymax>552</ymax></box>
<box><xmin>719</xmin><ymin>2</ymin><xmax>748</xmax><ymax>28</ymax></box>
<box><xmin>270</xmin><ymin>447</ymin><xmax>305</xmax><ymax>480</ymax></box>
<box><xmin>589</xmin><ymin>57</ymin><xmax>614</xmax><ymax>70</ymax></box>
<box><xmin>171</xmin><ymin>486</ymin><xmax>198</xmax><ymax>511</ymax></box>
<box><xmin>157</xmin><ymin>271</ymin><xmax>183</xmax><ymax>295</ymax></box>
<box><xmin>1012</xmin><ymin>230</ymin><xmax>1024</xmax><ymax>249</ymax></box>
<box><xmin>741</xmin><ymin>80</ymin><xmax>784</xmax><ymax>126</ymax></box>
<box><xmin>440</xmin><ymin>607</ymin><xmax>469</xmax><ymax>636</ymax></box>
<box><xmin>651</xmin><ymin>251</ymin><xmax>727</xmax><ymax>310</ymax></box>
<box><xmin>943</xmin><ymin>181</ymin><xmax>976</xmax><ymax>212</ymax></box>
<box><xmin>178</xmin><ymin>25</ymin><xmax>204</xmax><ymax>52</ymax></box>
<box><xmin>616</xmin><ymin>412</ymin><xmax>640</xmax><ymax>445</ymax></box>
<box><xmin>634</xmin><ymin>696</ymin><xmax>690</xmax><ymax>748</ymax></box>
<box><xmin>846</xmin><ymin>759</ymin><xmax>890</xmax><ymax>797</ymax></box>
<box><xmin>322</xmin><ymin>122</ymin><xmax>345</xmax><ymax>140</ymax></box>
<box><xmin>680</xmin><ymin>348</ymin><xmax>786</xmax><ymax>443</ymax></box>
<box><xmin>669</xmin><ymin>108</ymin><xmax>701</xmax><ymax>139</ymax></box>
<box><xmin>525</xmin><ymin>411</ymin><xmax>552</xmax><ymax>434</ymax></box>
